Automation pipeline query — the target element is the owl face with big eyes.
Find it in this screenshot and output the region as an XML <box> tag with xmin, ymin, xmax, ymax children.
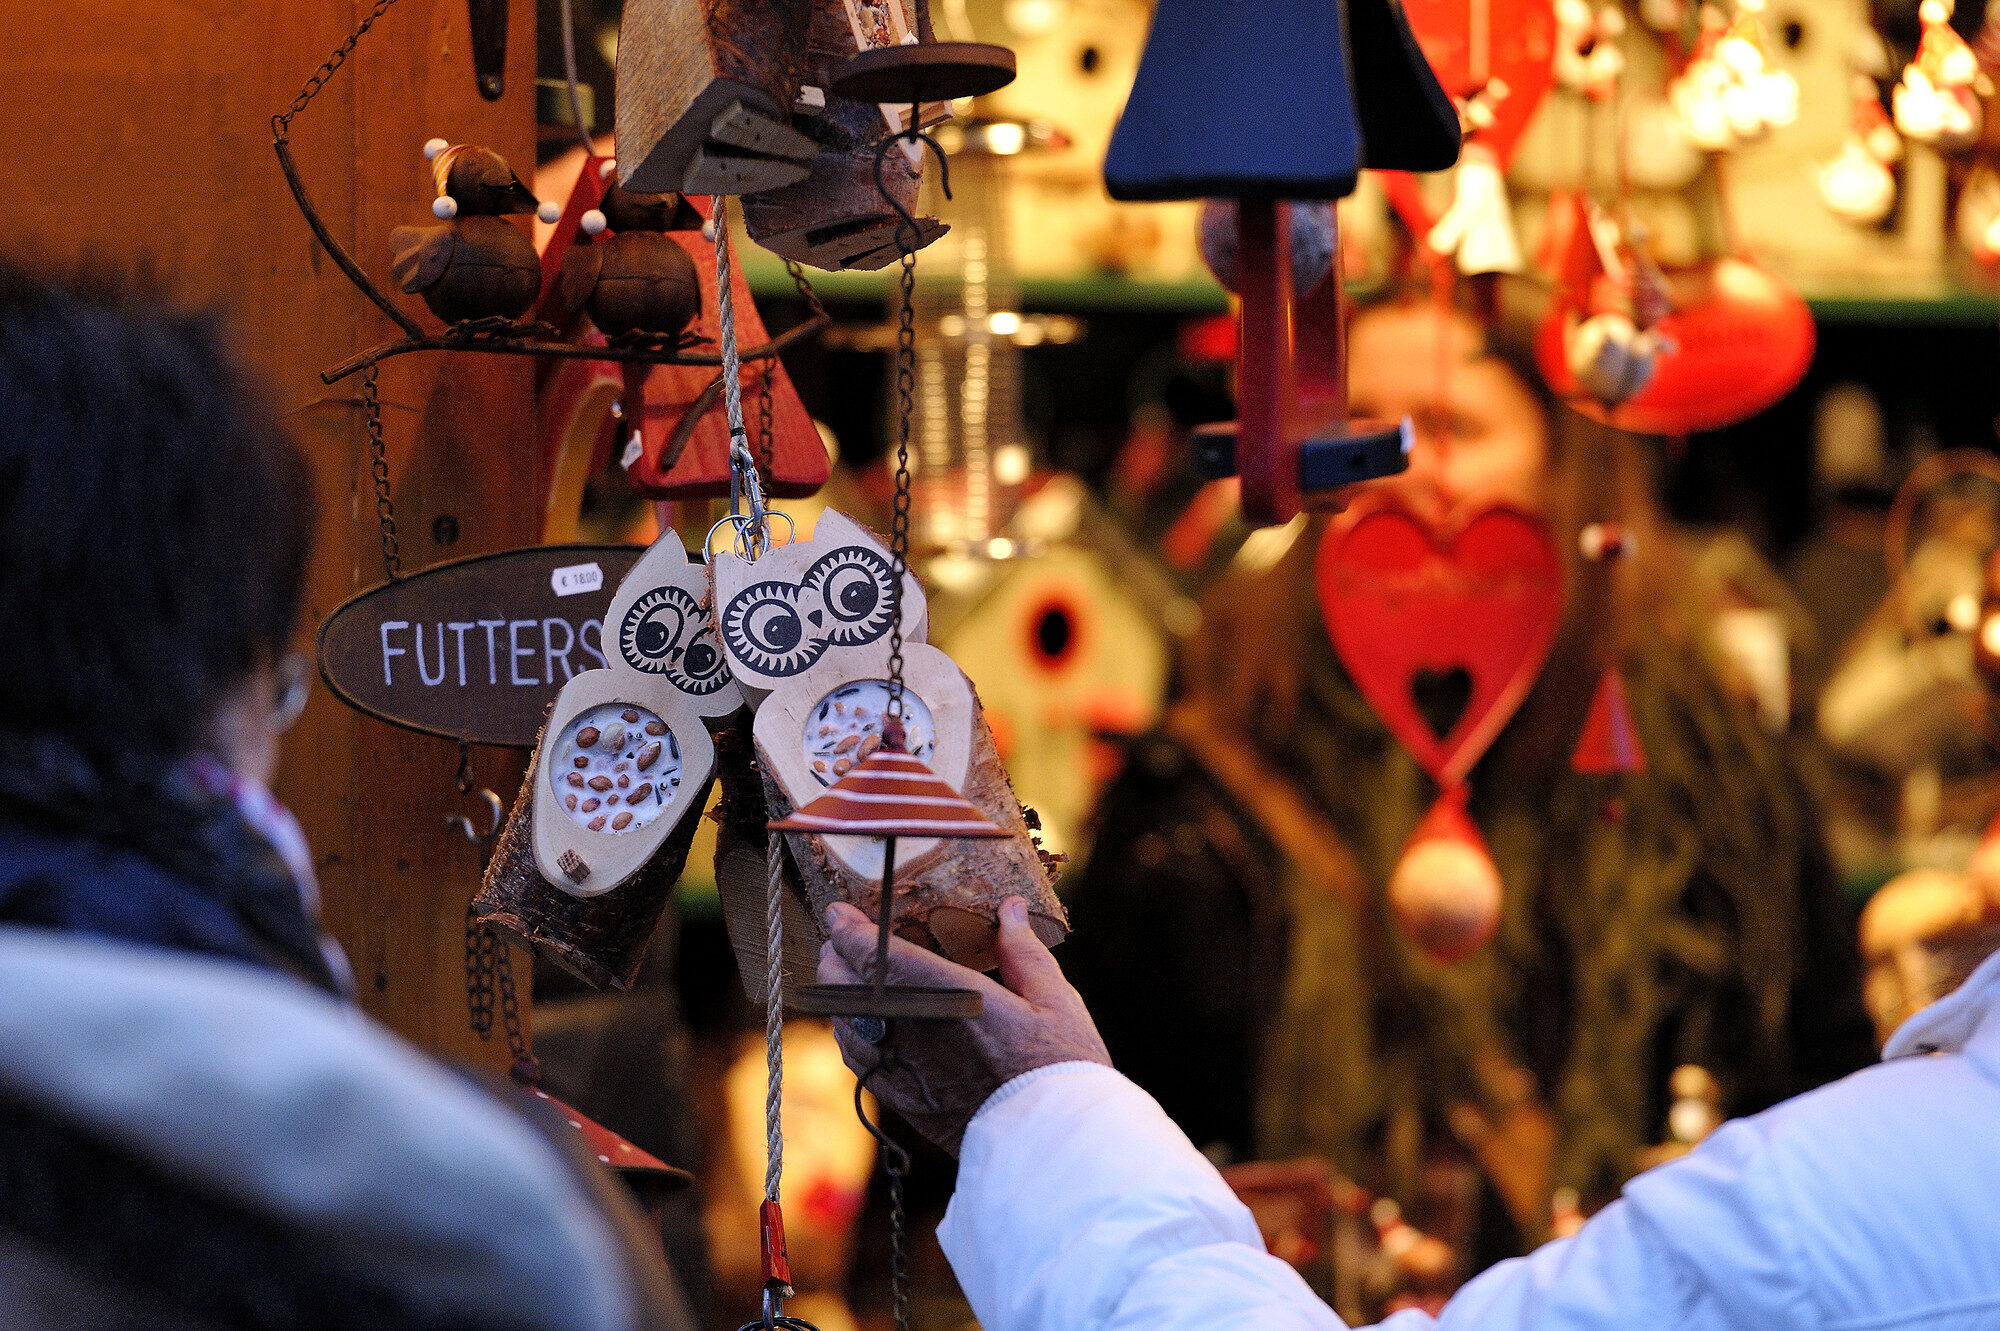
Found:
<box><xmin>721</xmin><ymin>544</ymin><xmax>898</xmax><ymax>677</ymax></box>
<box><xmin>618</xmin><ymin>584</ymin><xmax>732</xmax><ymax>696</ymax></box>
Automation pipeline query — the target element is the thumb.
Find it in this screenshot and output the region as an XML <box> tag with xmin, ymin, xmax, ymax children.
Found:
<box><xmin>994</xmin><ymin>897</ymin><xmax>1069</xmax><ymax>1005</ymax></box>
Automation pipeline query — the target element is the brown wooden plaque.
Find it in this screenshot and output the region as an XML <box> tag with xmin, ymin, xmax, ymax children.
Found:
<box><xmin>317</xmin><ymin>544</ymin><xmax>646</xmax><ymax>748</ymax></box>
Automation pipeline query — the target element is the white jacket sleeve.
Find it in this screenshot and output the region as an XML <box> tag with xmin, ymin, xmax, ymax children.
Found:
<box><xmin>938</xmin><ymin>1062</ymin><xmax>1343</xmax><ymax>1331</ymax></box>
<box><xmin>939</xmin><ymin>1065</ymin><xmax>1811</xmax><ymax>1331</ymax></box>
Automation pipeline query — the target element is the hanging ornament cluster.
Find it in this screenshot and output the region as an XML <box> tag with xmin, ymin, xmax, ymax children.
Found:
<box><xmin>1318</xmin><ymin>503</ymin><xmax>1563</xmax><ymax>962</ymax></box>
<box><xmin>1956</xmin><ymin>163</ymin><xmax>2000</xmax><ymax>261</ymax></box>
<box><xmin>1818</xmin><ymin>75</ymin><xmax>1903</xmax><ymax>226</ymax></box>
<box><xmin>1538</xmin><ymin>196</ymin><xmax>1672</xmax><ymax>410</ymax></box>
<box><xmin>1668</xmin><ymin>0</ymin><xmax>1799</xmax><ymax>152</ymax></box>
<box><xmin>1893</xmin><ymin>0</ymin><xmax>1984</xmax><ymax>151</ymax></box>
<box><xmin>1400</xmin><ymin>0</ymin><xmax>1556</xmax><ymax>278</ymax></box>
<box><xmin>1428</xmin><ymin>142</ymin><xmax>1527</xmax><ymax>275</ymax></box>
<box><xmin>1536</xmin><ymin>241</ymin><xmax>1814</xmax><ymax>434</ymax></box>
<box><xmin>1387</xmin><ymin>787</ymin><xmax>1507</xmax><ymax>962</ymax></box>
<box><xmin>1553</xmin><ymin>0</ymin><xmax>1627</xmax><ymax>100</ymax></box>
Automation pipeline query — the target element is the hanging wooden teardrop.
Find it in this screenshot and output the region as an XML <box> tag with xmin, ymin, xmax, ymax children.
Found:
<box><xmin>1388</xmin><ymin>786</ymin><xmax>1503</xmax><ymax>963</ymax></box>
<box><xmin>1571</xmin><ymin>664</ymin><xmax>1648</xmax><ymax>775</ymax></box>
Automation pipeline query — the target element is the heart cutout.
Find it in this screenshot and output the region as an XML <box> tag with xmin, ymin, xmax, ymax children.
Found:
<box><xmin>1318</xmin><ymin>503</ymin><xmax>1562</xmax><ymax>786</ymax></box>
<box><xmin>1412</xmin><ymin>666</ymin><xmax>1473</xmax><ymax>742</ymax></box>
<box><xmin>1535</xmin><ymin>258</ymin><xmax>1816</xmax><ymax>436</ymax></box>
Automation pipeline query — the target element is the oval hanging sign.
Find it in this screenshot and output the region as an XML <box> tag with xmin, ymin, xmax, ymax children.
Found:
<box><xmin>317</xmin><ymin>544</ymin><xmax>647</xmax><ymax>748</ymax></box>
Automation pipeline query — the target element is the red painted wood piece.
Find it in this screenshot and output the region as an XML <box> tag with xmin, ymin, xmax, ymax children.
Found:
<box><xmin>533</xmin><ymin>155</ymin><xmax>612</xmax><ymax>332</ymax></box>
<box><xmin>760</xmin><ymin>1198</ymin><xmax>793</xmax><ymax>1292</ymax></box>
<box><xmin>535</xmin><ymin>159</ymin><xmax>828</xmax><ymax>501</ymax></box>
<box><xmin>1572</xmin><ymin>664</ymin><xmax>1648</xmax><ymax>773</ymax></box>
<box><xmin>1402</xmin><ymin>0</ymin><xmax>1558</xmax><ymax>165</ymax></box>
<box><xmin>520</xmin><ymin>1083</ymin><xmax>692</xmax><ymax>1188</ymax></box>
<box><xmin>1236</xmin><ymin>199</ymin><xmax>1297</xmax><ymax>527</ymax></box>
<box><xmin>769</xmin><ymin>749</ymin><xmax>1009</xmax><ymax>839</ymax></box>
<box><xmin>1317</xmin><ymin>502</ymin><xmax>1562</xmax><ymax>787</ymax></box>
<box><xmin>1536</xmin><ymin>257</ymin><xmax>1815</xmax><ymax>436</ymax></box>
<box><xmin>1233</xmin><ymin>201</ymin><xmax>1359</xmax><ymax>527</ymax></box>
<box><xmin>624</xmin><ymin>194</ymin><xmax>827</xmax><ymax>500</ymax></box>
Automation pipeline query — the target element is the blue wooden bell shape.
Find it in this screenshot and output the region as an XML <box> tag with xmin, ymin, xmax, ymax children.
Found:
<box><xmin>1105</xmin><ymin>0</ymin><xmax>1461</xmax><ymax>201</ymax></box>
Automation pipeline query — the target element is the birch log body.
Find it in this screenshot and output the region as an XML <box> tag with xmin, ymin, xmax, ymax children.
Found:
<box><xmin>475</xmin><ymin>734</ymin><xmax>713</xmax><ymax>991</ymax></box>
<box><xmin>762</xmin><ymin>677</ymin><xmax>1066</xmax><ymax>972</ymax></box>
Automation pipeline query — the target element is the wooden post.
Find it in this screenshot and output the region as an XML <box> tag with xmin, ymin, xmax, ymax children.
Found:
<box><xmin>0</xmin><ymin>0</ymin><xmax>542</xmax><ymax>1070</ymax></box>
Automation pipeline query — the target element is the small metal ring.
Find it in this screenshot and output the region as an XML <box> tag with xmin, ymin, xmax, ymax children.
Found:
<box><xmin>705</xmin><ymin>512</ymin><xmax>752</xmax><ymax>556</ymax></box>
<box><xmin>707</xmin><ymin>509</ymin><xmax>796</xmax><ymax>561</ymax></box>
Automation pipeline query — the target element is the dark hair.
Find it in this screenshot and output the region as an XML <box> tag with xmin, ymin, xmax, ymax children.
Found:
<box><xmin>0</xmin><ymin>262</ymin><xmax>315</xmax><ymax>770</ymax></box>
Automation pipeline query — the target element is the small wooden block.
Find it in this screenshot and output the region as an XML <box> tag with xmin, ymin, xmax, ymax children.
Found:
<box><xmin>789</xmin><ymin>982</ymin><xmax>984</xmax><ymax>1019</ymax></box>
<box><xmin>749</xmin><ymin>214</ymin><xmax>948</xmax><ymax>271</ymax></box>
<box><xmin>708</xmin><ymin>99</ymin><xmax>817</xmax><ymax>160</ymax></box>
<box><xmin>828</xmin><ymin>41</ymin><xmax>1016</xmax><ymax>104</ymax></box>
<box><xmin>682</xmin><ymin>146</ymin><xmax>814</xmax><ymax>196</ymax></box>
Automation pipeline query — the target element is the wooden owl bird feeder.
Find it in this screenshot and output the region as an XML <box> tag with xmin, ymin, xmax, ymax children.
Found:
<box><xmin>775</xmin><ymin>723</ymin><xmax>1008</xmax><ymax>1019</ymax></box>
<box><xmin>1106</xmin><ymin>0</ymin><xmax>1463</xmax><ymax>527</ymax></box>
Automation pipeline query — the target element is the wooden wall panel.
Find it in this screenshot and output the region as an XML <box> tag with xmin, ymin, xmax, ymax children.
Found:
<box><xmin>0</xmin><ymin>0</ymin><xmax>542</xmax><ymax>1068</ymax></box>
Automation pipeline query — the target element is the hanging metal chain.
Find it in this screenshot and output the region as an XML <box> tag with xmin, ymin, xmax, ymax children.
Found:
<box><xmin>786</xmin><ymin>258</ymin><xmax>830</xmax><ymax>324</ymax></box>
<box><xmin>455</xmin><ymin>744</ymin><xmax>531</xmax><ymax>1070</ymax></box>
<box><xmin>464</xmin><ymin>909</ymin><xmax>532</xmax><ymax>1063</ymax></box>
<box><xmin>857</xmin><ymin>1067</ymin><xmax>915</xmax><ymax>1331</ymax></box>
<box><xmin>273</xmin><ymin>0</ymin><xmax>401</xmax><ymax>136</ymax></box>
<box><xmin>466</xmin><ymin>903</ymin><xmax>498</xmax><ymax>1034</ymax></box>
<box><xmin>885</xmin><ymin>244</ymin><xmax>917</xmax><ymax>725</ymax></box>
<box><xmin>362</xmin><ymin>364</ymin><xmax>404</xmax><ymax>581</ymax></box>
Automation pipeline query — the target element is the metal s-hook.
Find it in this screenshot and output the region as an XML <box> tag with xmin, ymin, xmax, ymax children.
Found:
<box><xmin>872</xmin><ymin>111</ymin><xmax>955</xmax><ymax>258</ymax></box>
<box><xmin>446</xmin><ymin>739</ymin><xmax>504</xmax><ymax>856</ymax></box>
<box><xmin>447</xmin><ymin>788</ymin><xmax>504</xmax><ymax>853</ymax></box>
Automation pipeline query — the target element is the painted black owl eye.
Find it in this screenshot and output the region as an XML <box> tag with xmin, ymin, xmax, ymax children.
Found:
<box><xmin>619</xmin><ymin>586</ymin><xmax>700</xmax><ymax>675</ymax></box>
<box><xmin>805</xmin><ymin>545</ymin><xmax>896</xmax><ymax>646</ymax></box>
<box><xmin>665</xmin><ymin>626</ymin><xmax>732</xmax><ymax>696</ymax></box>
<box><xmin>721</xmin><ymin>581</ymin><xmax>820</xmax><ymax>677</ymax></box>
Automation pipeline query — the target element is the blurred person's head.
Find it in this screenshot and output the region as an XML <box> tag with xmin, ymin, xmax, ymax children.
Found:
<box><xmin>1347</xmin><ymin>295</ymin><xmax>1552</xmax><ymax>526</ymax></box>
<box><xmin>0</xmin><ymin>261</ymin><xmax>316</xmax><ymax>786</ymax></box>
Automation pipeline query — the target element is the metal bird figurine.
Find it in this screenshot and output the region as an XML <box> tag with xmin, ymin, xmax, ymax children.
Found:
<box><xmin>558</xmin><ymin>183</ymin><xmax>704</xmax><ymax>340</ymax></box>
<box><xmin>390</xmin><ymin>139</ymin><xmax>560</xmax><ymax>325</ymax></box>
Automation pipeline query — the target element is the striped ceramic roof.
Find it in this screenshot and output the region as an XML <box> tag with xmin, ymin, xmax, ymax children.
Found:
<box><xmin>769</xmin><ymin>749</ymin><xmax>1008</xmax><ymax>839</ymax></box>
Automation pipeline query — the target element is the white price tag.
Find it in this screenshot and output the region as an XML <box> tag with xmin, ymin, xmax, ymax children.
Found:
<box><xmin>620</xmin><ymin>432</ymin><xmax>645</xmax><ymax>470</ymax></box>
<box><xmin>550</xmin><ymin>562</ymin><xmax>605</xmax><ymax>597</ymax></box>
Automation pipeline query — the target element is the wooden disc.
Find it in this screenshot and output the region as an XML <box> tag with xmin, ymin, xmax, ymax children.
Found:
<box><xmin>829</xmin><ymin>42</ymin><xmax>1017</xmax><ymax>104</ymax></box>
<box><xmin>789</xmin><ymin>982</ymin><xmax>984</xmax><ymax>1019</ymax></box>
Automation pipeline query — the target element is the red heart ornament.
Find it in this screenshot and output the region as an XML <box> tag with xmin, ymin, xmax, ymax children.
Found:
<box><xmin>1318</xmin><ymin>503</ymin><xmax>1562</xmax><ymax>786</ymax></box>
<box><xmin>1402</xmin><ymin>0</ymin><xmax>1558</xmax><ymax>166</ymax></box>
<box><xmin>1536</xmin><ymin>258</ymin><xmax>1816</xmax><ymax>436</ymax></box>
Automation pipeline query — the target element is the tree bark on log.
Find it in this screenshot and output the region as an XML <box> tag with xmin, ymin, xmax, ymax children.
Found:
<box><xmin>761</xmin><ymin>679</ymin><xmax>1067</xmax><ymax>972</ymax></box>
<box><xmin>711</xmin><ymin>719</ymin><xmax>826</xmax><ymax>1002</ymax></box>
<box><xmin>742</xmin><ymin>0</ymin><xmax>945</xmax><ymax>271</ymax></box>
<box><xmin>476</xmin><ymin>733</ymin><xmax>713</xmax><ymax>991</ymax></box>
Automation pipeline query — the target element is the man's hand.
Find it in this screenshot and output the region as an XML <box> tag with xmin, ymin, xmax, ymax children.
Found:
<box><xmin>817</xmin><ymin>895</ymin><xmax>1112</xmax><ymax>1156</ymax></box>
